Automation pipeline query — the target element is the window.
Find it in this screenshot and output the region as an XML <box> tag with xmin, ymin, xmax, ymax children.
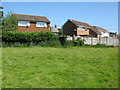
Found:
<box><xmin>36</xmin><ymin>22</ymin><xmax>47</xmax><ymax>27</ymax></box>
<box><xmin>18</xmin><ymin>21</ymin><xmax>30</xmax><ymax>27</ymax></box>
<box><xmin>78</xmin><ymin>27</ymin><xmax>83</xmax><ymax>31</ymax></box>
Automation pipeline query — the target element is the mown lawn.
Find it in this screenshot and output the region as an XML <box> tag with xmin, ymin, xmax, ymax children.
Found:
<box><xmin>2</xmin><ymin>47</ymin><xmax>118</xmax><ymax>88</ymax></box>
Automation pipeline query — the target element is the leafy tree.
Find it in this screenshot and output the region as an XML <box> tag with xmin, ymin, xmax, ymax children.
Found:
<box><xmin>2</xmin><ymin>12</ymin><xmax>18</xmax><ymax>31</ymax></box>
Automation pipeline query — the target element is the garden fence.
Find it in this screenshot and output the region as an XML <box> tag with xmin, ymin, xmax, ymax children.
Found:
<box><xmin>67</xmin><ymin>36</ymin><xmax>119</xmax><ymax>46</ymax></box>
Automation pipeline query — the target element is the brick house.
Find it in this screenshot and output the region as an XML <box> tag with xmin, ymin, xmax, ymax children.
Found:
<box><xmin>62</xmin><ymin>19</ymin><xmax>102</xmax><ymax>37</ymax></box>
<box><xmin>13</xmin><ymin>14</ymin><xmax>50</xmax><ymax>32</ymax></box>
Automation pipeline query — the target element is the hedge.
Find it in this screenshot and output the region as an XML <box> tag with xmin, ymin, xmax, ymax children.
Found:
<box><xmin>2</xmin><ymin>31</ymin><xmax>62</xmax><ymax>47</ymax></box>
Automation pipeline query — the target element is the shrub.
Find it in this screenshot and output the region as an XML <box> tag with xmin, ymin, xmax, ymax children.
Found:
<box><xmin>59</xmin><ymin>35</ymin><xmax>67</xmax><ymax>46</ymax></box>
<box><xmin>2</xmin><ymin>31</ymin><xmax>60</xmax><ymax>47</ymax></box>
<box><xmin>73</xmin><ymin>37</ymin><xmax>85</xmax><ymax>46</ymax></box>
<box><xmin>65</xmin><ymin>40</ymin><xmax>73</xmax><ymax>47</ymax></box>
<box><xmin>39</xmin><ymin>40</ymin><xmax>62</xmax><ymax>47</ymax></box>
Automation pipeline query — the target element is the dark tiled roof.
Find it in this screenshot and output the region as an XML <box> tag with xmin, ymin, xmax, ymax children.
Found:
<box><xmin>70</xmin><ymin>19</ymin><xmax>101</xmax><ymax>35</ymax></box>
<box><xmin>13</xmin><ymin>13</ymin><xmax>50</xmax><ymax>23</ymax></box>
<box><xmin>93</xmin><ymin>26</ymin><xmax>109</xmax><ymax>33</ymax></box>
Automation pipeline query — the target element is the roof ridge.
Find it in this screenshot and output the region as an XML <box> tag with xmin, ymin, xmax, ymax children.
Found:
<box><xmin>13</xmin><ymin>13</ymin><xmax>50</xmax><ymax>23</ymax></box>
<box><xmin>13</xmin><ymin>13</ymin><xmax>46</xmax><ymax>17</ymax></box>
<box><xmin>70</xmin><ymin>19</ymin><xmax>91</xmax><ymax>26</ymax></box>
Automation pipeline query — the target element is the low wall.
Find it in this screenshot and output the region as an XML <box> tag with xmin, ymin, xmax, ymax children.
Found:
<box><xmin>67</xmin><ymin>36</ymin><xmax>119</xmax><ymax>46</ymax></box>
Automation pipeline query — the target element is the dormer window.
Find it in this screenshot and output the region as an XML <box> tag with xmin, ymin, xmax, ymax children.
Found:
<box><xmin>36</xmin><ymin>22</ymin><xmax>47</xmax><ymax>27</ymax></box>
<box><xmin>18</xmin><ymin>21</ymin><xmax>30</xmax><ymax>27</ymax></box>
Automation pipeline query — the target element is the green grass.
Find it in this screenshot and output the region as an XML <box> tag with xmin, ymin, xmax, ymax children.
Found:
<box><xmin>2</xmin><ymin>47</ymin><xmax>118</xmax><ymax>88</ymax></box>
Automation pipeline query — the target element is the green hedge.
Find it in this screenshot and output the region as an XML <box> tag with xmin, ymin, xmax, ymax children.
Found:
<box><xmin>2</xmin><ymin>31</ymin><xmax>62</xmax><ymax>47</ymax></box>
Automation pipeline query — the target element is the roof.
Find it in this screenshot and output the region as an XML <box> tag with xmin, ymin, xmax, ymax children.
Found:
<box><xmin>13</xmin><ymin>13</ymin><xmax>50</xmax><ymax>23</ymax></box>
<box><xmin>93</xmin><ymin>26</ymin><xmax>109</xmax><ymax>33</ymax></box>
<box><xmin>51</xmin><ymin>27</ymin><xmax>59</xmax><ymax>32</ymax></box>
<box><xmin>69</xmin><ymin>19</ymin><xmax>101</xmax><ymax>35</ymax></box>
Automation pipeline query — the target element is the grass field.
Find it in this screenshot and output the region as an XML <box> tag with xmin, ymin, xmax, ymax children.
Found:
<box><xmin>2</xmin><ymin>47</ymin><xmax>118</xmax><ymax>88</ymax></box>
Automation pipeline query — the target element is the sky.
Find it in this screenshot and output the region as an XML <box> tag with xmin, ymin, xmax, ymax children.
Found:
<box><xmin>1</xmin><ymin>2</ymin><xmax>118</xmax><ymax>32</ymax></box>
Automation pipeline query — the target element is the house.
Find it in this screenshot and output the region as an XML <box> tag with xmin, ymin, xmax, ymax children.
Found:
<box><xmin>13</xmin><ymin>13</ymin><xmax>50</xmax><ymax>32</ymax></box>
<box><xmin>51</xmin><ymin>25</ymin><xmax>59</xmax><ymax>35</ymax></box>
<box><xmin>92</xmin><ymin>26</ymin><xmax>109</xmax><ymax>37</ymax></box>
<box><xmin>62</xmin><ymin>19</ymin><xmax>102</xmax><ymax>37</ymax></box>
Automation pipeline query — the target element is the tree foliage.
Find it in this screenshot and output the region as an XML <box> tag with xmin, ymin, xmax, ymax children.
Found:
<box><xmin>2</xmin><ymin>12</ymin><xmax>18</xmax><ymax>31</ymax></box>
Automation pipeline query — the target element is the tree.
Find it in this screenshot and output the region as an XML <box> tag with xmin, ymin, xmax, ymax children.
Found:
<box><xmin>2</xmin><ymin>12</ymin><xmax>18</xmax><ymax>31</ymax></box>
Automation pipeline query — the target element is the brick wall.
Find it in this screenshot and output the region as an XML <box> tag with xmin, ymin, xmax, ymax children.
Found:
<box><xmin>18</xmin><ymin>22</ymin><xmax>50</xmax><ymax>32</ymax></box>
<box><xmin>63</xmin><ymin>20</ymin><xmax>77</xmax><ymax>36</ymax></box>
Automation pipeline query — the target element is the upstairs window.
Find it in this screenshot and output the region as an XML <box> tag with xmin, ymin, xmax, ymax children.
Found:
<box><xmin>18</xmin><ymin>21</ymin><xmax>30</xmax><ymax>27</ymax></box>
<box><xmin>36</xmin><ymin>22</ymin><xmax>47</xmax><ymax>27</ymax></box>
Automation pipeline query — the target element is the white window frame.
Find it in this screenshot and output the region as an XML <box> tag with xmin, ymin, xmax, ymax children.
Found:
<box><xmin>36</xmin><ymin>22</ymin><xmax>47</xmax><ymax>27</ymax></box>
<box><xmin>18</xmin><ymin>21</ymin><xmax>30</xmax><ymax>27</ymax></box>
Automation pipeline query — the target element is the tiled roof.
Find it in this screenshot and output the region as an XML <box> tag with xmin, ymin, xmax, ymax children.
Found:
<box><xmin>13</xmin><ymin>13</ymin><xmax>50</xmax><ymax>23</ymax></box>
<box><xmin>70</xmin><ymin>19</ymin><xmax>101</xmax><ymax>35</ymax></box>
<box><xmin>93</xmin><ymin>26</ymin><xmax>109</xmax><ymax>33</ymax></box>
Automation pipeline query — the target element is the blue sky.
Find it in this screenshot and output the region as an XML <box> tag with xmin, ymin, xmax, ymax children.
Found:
<box><xmin>2</xmin><ymin>2</ymin><xmax>118</xmax><ymax>32</ymax></box>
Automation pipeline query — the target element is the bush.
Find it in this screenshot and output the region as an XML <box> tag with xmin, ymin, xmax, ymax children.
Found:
<box><xmin>59</xmin><ymin>35</ymin><xmax>67</xmax><ymax>46</ymax></box>
<box><xmin>73</xmin><ymin>37</ymin><xmax>85</xmax><ymax>46</ymax></box>
<box><xmin>37</xmin><ymin>39</ymin><xmax>62</xmax><ymax>47</ymax></box>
